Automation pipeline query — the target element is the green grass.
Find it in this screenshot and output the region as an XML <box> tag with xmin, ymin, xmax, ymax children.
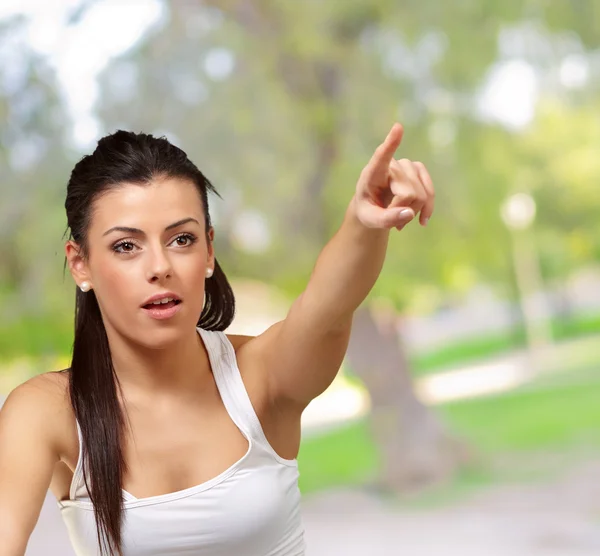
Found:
<box><xmin>440</xmin><ymin>377</ymin><xmax>600</xmax><ymax>452</ymax></box>
<box><xmin>298</xmin><ymin>370</ymin><xmax>600</xmax><ymax>495</ymax></box>
<box><xmin>298</xmin><ymin>420</ymin><xmax>379</xmax><ymax>494</ymax></box>
<box><xmin>410</xmin><ymin>312</ymin><xmax>600</xmax><ymax>376</ymax></box>
<box><xmin>410</xmin><ymin>332</ymin><xmax>525</xmax><ymax>376</ymax></box>
<box><xmin>552</xmin><ymin>312</ymin><xmax>600</xmax><ymax>339</ymax></box>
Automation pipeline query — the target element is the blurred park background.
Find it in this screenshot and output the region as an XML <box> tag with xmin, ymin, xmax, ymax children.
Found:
<box><xmin>1</xmin><ymin>0</ymin><xmax>600</xmax><ymax>554</ymax></box>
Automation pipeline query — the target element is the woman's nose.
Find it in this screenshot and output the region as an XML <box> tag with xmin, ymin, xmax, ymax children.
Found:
<box><xmin>146</xmin><ymin>247</ymin><xmax>173</xmax><ymax>282</ymax></box>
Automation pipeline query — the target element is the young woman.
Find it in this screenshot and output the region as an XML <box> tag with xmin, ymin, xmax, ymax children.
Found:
<box><xmin>0</xmin><ymin>123</ymin><xmax>434</xmax><ymax>555</ymax></box>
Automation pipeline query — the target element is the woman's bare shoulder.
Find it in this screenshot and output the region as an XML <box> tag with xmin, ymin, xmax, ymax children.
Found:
<box><xmin>13</xmin><ymin>370</ymin><xmax>70</xmax><ymax>404</ymax></box>
<box><xmin>1</xmin><ymin>371</ymin><xmax>73</xmax><ymax>442</ymax></box>
<box><xmin>0</xmin><ymin>372</ymin><xmax>73</xmax><ymax>462</ymax></box>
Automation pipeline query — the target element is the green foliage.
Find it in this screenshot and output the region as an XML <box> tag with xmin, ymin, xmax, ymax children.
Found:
<box><xmin>519</xmin><ymin>100</ymin><xmax>600</xmax><ymax>276</ymax></box>
<box><xmin>2</xmin><ymin>1</ymin><xmax>600</xmax><ymax>381</ymax></box>
<box><xmin>298</xmin><ymin>366</ymin><xmax>600</xmax><ymax>494</ymax></box>
<box><xmin>0</xmin><ymin>314</ymin><xmax>72</xmax><ymax>363</ymax></box>
<box><xmin>0</xmin><ymin>15</ymin><xmax>73</xmax><ymax>325</ymax></box>
<box><xmin>88</xmin><ymin>0</ymin><xmax>598</xmax><ymax>310</ymax></box>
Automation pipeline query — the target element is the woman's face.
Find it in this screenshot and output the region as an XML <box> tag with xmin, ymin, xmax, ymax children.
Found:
<box><xmin>66</xmin><ymin>176</ymin><xmax>214</xmax><ymax>348</ymax></box>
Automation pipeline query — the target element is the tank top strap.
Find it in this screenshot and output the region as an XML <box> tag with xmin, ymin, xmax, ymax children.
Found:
<box><xmin>197</xmin><ymin>327</ymin><xmax>271</xmax><ymax>449</ymax></box>
<box><xmin>70</xmin><ymin>419</ymin><xmax>89</xmax><ymax>501</ymax></box>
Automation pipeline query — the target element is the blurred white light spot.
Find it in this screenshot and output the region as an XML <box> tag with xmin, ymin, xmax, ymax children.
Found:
<box><xmin>477</xmin><ymin>59</ymin><xmax>538</xmax><ymax>130</ymax></box>
<box><xmin>417</xmin><ymin>361</ymin><xmax>523</xmax><ymax>404</ymax></box>
<box><xmin>0</xmin><ymin>46</ymin><xmax>29</xmax><ymax>96</ymax></box>
<box><xmin>0</xmin><ymin>0</ymin><xmax>79</xmax><ymax>21</ymax></box>
<box><xmin>428</xmin><ymin>119</ymin><xmax>456</xmax><ymax>148</ymax></box>
<box><xmin>9</xmin><ymin>135</ymin><xmax>47</xmax><ymax>172</ymax></box>
<box><xmin>425</xmin><ymin>88</ymin><xmax>455</xmax><ymax>114</ymax></box>
<box><xmin>56</xmin><ymin>0</ymin><xmax>164</xmax><ymax>127</ymax></box>
<box><xmin>416</xmin><ymin>30</ymin><xmax>447</xmax><ymax>65</ymax></box>
<box><xmin>231</xmin><ymin>210</ymin><xmax>271</xmax><ymax>254</ymax></box>
<box><xmin>105</xmin><ymin>61</ymin><xmax>139</xmax><ymax>104</ymax></box>
<box><xmin>204</xmin><ymin>47</ymin><xmax>235</xmax><ymax>81</ymax></box>
<box><xmin>184</xmin><ymin>6</ymin><xmax>223</xmax><ymax>36</ymax></box>
<box><xmin>172</xmin><ymin>73</ymin><xmax>208</xmax><ymax>106</ymax></box>
<box><xmin>501</xmin><ymin>192</ymin><xmax>537</xmax><ymax>230</ymax></box>
<box><xmin>383</xmin><ymin>40</ymin><xmax>414</xmax><ymax>79</ymax></box>
<box><xmin>1</xmin><ymin>0</ymin><xmax>165</xmax><ymax>150</ymax></box>
<box><xmin>72</xmin><ymin>115</ymin><xmax>101</xmax><ymax>150</ymax></box>
<box><xmin>302</xmin><ymin>377</ymin><xmax>370</xmax><ymax>432</ymax></box>
<box><xmin>559</xmin><ymin>54</ymin><xmax>589</xmax><ymax>89</ymax></box>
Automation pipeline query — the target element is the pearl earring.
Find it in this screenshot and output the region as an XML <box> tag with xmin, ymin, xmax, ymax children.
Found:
<box><xmin>206</xmin><ymin>268</ymin><xmax>213</xmax><ymax>278</ymax></box>
<box><xmin>80</xmin><ymin>281</ymin><xmax>91</xmax><ymax>292</ymax></box>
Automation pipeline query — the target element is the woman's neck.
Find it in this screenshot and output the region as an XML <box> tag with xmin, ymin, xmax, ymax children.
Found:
<box><xmin>105</xmin><ymin>325</ymin><xmax>210</xmax><ymax>398</ymax></box>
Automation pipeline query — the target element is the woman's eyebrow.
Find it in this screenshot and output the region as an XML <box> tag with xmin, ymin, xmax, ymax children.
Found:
<box><xmin>102</xmin><ymin>217</ymin><xmax>200</xmax><ymax>237</ymax></box>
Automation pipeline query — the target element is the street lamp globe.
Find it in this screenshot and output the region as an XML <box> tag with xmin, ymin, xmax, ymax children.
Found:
<box><xmin>501</xmin><ymin>192</ymin><xmax>536</xmax><ymax>230</ymax></box>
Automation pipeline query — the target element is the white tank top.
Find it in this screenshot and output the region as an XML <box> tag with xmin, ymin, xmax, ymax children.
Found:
<box><xmin>58</xmin><ymin>327</ymin><xmax>305</xmax><ymax>555</ymax></box>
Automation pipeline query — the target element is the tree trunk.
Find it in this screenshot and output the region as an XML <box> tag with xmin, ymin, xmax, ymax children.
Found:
<box><xmin>346</xmin><ymin>305</ymin><xmax>471</xmax><ymax>494</ymax></box>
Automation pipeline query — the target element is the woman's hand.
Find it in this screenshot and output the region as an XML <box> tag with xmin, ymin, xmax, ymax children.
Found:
<box><xmin>353</xmin><ymin>123</ymin><xmax>435</xmax><ymax>231</ymax></box>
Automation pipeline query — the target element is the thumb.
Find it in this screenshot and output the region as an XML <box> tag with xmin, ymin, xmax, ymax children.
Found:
<box><xmin>394</xmin><ymin>207</ymin><xmax>416</xmax><ymax>230</ymax></box>
<box><xmin>360</xmin><ymin>203</ymin><xmax>415</xmax><ymax>229</ymax></box>
<box><xmin>391</xmin><ymin>206</ymin><xmax>415</xmax><ymax>229</ymax></box>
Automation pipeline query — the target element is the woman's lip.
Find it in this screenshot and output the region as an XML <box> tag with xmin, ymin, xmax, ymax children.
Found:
<box><xmin>141</xmin><ymin>292</ymin><xmax>182</xmax><ymax>306</ymax></box>
<box><xmin>141</xmin><ymin>301</ymin><xmax>182</xmax><ymax>320</ymax></box>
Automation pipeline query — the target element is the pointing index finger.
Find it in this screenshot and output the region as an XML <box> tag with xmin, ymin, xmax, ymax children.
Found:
<box><xmin>368</xmin><ymin>123</ymin><xmax>404</xmax><ymax>172</ymax></box>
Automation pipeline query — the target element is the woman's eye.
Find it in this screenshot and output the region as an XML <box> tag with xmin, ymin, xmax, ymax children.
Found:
<box><xmin>172</xmin><ymin>233</ymin><xmax>197</xmax><ymax>247</ymax></box>
<box><xmin>113</xmin><ymin>241</ymin><xmax>137</xmax><ymax>253</ymax></box>
<box><xmin>112</xmin><ymin>234</ymin><xmax>196</xmax><ymax>254</ymax></box>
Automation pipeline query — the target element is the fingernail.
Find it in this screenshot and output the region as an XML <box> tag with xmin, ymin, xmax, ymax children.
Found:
<box><xmin>423</xmin><ymin>217</ymin><xmax>429</xmax><ymax>226</ymax></box>
<box><xmin>400</xmin><ymin>209</ymin><xmax>413</xmax><ymax>218</ymax></box>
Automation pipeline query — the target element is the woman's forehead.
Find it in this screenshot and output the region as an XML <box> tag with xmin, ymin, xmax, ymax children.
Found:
<box><xmin>91</xmin><ymin>178</ymin><xmax>205</xmax><ymax>233</ymax></box>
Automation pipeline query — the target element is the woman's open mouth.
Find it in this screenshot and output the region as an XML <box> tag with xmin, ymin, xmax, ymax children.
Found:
<box><xmin>141</xmin><ymin>299</ymin><xmax>182</xmax><ymax>320</ymax></box>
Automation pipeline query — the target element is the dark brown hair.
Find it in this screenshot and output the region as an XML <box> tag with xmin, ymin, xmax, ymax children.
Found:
<box><xmin>63</xmin><ymin>130</ymin><xmax>235</xmax><ymax>554</ymax></box>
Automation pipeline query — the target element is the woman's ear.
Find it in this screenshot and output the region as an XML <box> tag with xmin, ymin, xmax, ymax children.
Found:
<box><xmin>206</xmin><ymin>227</ymin><xmax>215</xmax><ymax>269</ymax></box>
<box><xmin>65</xmin><ymin>240</ymin><xmax>92</xmax><ymax>289</ymax></box>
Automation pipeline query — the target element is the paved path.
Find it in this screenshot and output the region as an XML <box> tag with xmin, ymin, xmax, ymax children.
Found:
<box><xmin>301</xmin><ymin>459</ymin><xmax>600</xmax><ymax>555</ymax></box>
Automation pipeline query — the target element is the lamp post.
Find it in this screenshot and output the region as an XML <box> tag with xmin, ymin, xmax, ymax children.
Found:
<box><xmin>500</xmin><ymin>193</ymin><xmax>552</xmax><ymax>366</ymax></box>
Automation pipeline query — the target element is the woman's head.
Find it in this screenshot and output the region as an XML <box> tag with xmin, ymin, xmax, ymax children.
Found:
<box><xmin>63</xmin><ymin>131</ymin><xmax>234</xmax><ymax>554</ymax></box>
<box><xmin>64</xmin><ymin>131</ymin><xmax>234</xmax><ymax>344</ymax></box>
